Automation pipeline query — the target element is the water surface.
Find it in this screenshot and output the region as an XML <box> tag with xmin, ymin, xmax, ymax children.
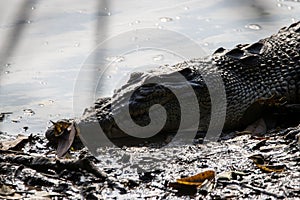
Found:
<box><xmin>0</xmin><ymin>0</ymin><xmax>299</xmax><ymax>135</ymax></box>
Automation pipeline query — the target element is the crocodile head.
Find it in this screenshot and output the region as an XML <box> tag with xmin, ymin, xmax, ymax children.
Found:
<box><xmin>76</xmin><ymin>61</ymin><xmax>224</xmax><ymax>146</ymax></box>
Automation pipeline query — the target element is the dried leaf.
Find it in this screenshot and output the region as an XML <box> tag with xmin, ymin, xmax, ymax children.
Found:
<box><xmin>249</xmin><ymin>154</ymin><xmax>285</xmax><ymax>173</ymax></box>
<box><xmin>248</xmin><ymin>154</ymin><xmax>265</xmax><ymax>165</ymax></box>
<box><xmin>252</xmin><ymin>139</ymin><xmax>267</xmax><ymax>150</ymax></box>
<box><xmin>51</xmin><ymin>120</ymin><xmax>71</xmax><ymax>137</ymax></box>
<box><xmin>255</xmin><ymin>164</ymin><xmax>285</xmax><ymax>173</ymax></box>
<box><xmin>169</xmin><ymin>170</ymin><xmax>215</xmax><ymax>195</ymax></box>
<box><xmin>0</xmin><ymin>184</ymin><xmax>15</xmax><ymax>196</ymax></box>
<box><xmin>0</xmin><ymin>185</ymin><xmax>22</xmax><ymax>199</ymax></box>
<box><xmin>176</xmin><ymin>170</ymin><xmax>215</xmax><ymax>186</ymax></box>
<box><xmin>217</xmin><ymin>171</ymin><xmax>249</xmax><ymax>181</ymax></box>
<box><xmin>56</xmin><ymin>122</ymin><xmax>76</xmax><ymax>158</ymax></box>
<box><xmin>0</xmin><ymin>135</ymin><xmax>28</xmax><ymax>151</ymax></box>
<box><xmin>217</xmin><ymin>171</ymin><xmax>234</xmax><ymax>181</ymax></box>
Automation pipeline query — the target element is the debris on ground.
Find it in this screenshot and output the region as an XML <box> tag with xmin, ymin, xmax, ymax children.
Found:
<box><xmin>0</xmin><ymin>125</ymin><xmax>299</xmax><ymax>199</ymax></box>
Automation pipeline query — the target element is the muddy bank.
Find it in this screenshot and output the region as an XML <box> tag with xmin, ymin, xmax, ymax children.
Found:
<box><xmin>0</xmin><ymin>126</ymin><xmax>299</xmax><ymax>199</ymax></box>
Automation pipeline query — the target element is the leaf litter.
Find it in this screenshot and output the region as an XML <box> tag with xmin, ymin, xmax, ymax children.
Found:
<box><xmin>0</xmin><ymin>122</ymin><xmax>299</xmax><ymax>199</ymax></box>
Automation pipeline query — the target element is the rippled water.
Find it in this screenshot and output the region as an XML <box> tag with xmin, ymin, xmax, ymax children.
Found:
<box><xmin>0</xmin><ymin>0</ymin><xmax>299</xmax><ymax>135</ymax></box>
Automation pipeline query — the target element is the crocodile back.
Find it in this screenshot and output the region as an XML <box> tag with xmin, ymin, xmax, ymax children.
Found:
<box><xmin>212</xmin><ymin>21</ymin><xmax>300</xmax><ymax>128</ymax></box>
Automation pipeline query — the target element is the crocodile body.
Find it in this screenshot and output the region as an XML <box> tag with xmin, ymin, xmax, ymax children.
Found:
<box><xmin>75</xmin><ymin>22</ymin><xmax>300</xmax><ymax>142</ymax></box>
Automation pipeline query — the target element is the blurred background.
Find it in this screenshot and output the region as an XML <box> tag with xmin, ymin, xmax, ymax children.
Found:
<box><xmin>0</xmin><ymin>0</ymin><xmax>299</xmax><ymax>135</ymax></box>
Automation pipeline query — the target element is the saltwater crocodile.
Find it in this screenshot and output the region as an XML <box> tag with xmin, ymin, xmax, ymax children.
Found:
<box><xmin>47</xmin><ymin>21</ymin><xmax>300</xmax><ymax>149</ymax></box>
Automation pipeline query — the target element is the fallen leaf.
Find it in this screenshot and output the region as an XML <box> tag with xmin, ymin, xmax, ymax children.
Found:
<box><xmin>217</xmin><ymin>171</ymin><xmax>234</xmax><ymax>181</ymax></box>
<box><xmin>248</xmin><ymin>154</ymin><xmax>265</xmax><ymax>165</ymax></box>
<box><xmin>56</xmin><ymin>122</ymin><xmax>76</xmax><ymax>158</ymax></box>
<box><xmin>252</xmin><ymin>139</ymin><xmax>267</xmax><ymax>150</ymax></box>
<box><xmin>217</xmin><ymin>170</ymin><xmax>249</xmax><ymax>182</ymax></box>
<box><xmin>51</xmin><ymin>120</ymin><xmax>72</xmax><ymax>137</ymax></box>
<box><xmin>255</xmin><ymin>164</ymin><xmax>285</xmax><ymax>173</ymax></box>
<box><xmin>0</xmin><ymin>135</ymin><xmax>28</xmax><ymax>151</ymax></box>
<box><xmin>0</xmin><ymin>185</ymin><xmax>22</xmax><ymax>199</ymax></box>
<box><xmin>169</xmin><ymin>170</ymin><xmax>215</xmax><ymax>195</ymax></box>
<box><xmin>249</xmin><ymin>154</ymin><xmax>285</xmax><ymax>173</ymax></box>
<box><xmin>176</xmin><ymin>170</ymin><xmax>215</xmax><ymax>186</ymax></box>
<box><xmin>0</xmin><ymin>184</ymin><xmax>15</xmax><ymax>196</ymax></box>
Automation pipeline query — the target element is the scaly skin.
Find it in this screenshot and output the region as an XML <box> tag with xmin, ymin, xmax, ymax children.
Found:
<box><xmin>67</xmin><ymin>22</ymin><xmax>300</xmax><ymax>141</ymax></box>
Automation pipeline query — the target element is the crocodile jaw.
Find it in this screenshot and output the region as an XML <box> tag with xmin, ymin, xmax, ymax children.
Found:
<box><xmin>78</xmin><ymin>65</ymin><xmax>214</xmax><ymax>141</ymax></box>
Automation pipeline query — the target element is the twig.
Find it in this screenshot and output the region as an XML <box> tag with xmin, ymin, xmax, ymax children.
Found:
<box><xmin>223</xmin><ymin>180</ymin><xmax>285</xmax><ymax>198</ymax></box>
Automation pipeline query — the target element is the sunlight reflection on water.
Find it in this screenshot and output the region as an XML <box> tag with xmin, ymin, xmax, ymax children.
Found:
<box><xmin>0</xmin><ymin>0</ymin><xmax>299</xmax><ymax>134</ymax></box>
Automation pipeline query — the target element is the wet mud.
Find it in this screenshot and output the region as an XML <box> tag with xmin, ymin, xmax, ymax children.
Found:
<box><xmin>0</xmin><ymin>125</ymin><xmax>299</xmax><ymax>199</ymax></box>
